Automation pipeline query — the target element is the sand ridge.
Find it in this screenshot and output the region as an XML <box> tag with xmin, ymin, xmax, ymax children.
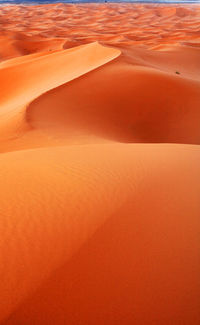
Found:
<box><xmin>0</xmin><ymin>3</ymin><xmax>200</xmax><ymax>59</ymax></box>
<box><xmin>0</xmin><ymin>3</ymin><xmax>200</xmax><ymax>325</ymax></box>
<box><xmin>0</xmin><ymin>41</ymin><xmax>120</xmax><ymax>144</ymax></box>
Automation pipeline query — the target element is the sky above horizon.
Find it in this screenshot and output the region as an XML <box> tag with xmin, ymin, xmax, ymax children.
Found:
<box><xmin>1</xmin><ymin>0</ymin><xmax>200</xmax><ymax>2</ymax></box>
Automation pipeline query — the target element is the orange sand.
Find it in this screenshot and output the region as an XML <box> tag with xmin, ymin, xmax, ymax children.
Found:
<box><xmin>0</xmin><ymin>3</ymin><xmax>200</xmax><ymax>325</ymax></box>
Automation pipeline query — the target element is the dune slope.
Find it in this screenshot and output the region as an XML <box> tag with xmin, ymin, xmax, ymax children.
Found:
<box><xmin>0</xmin><ymin>42</ymin><xmax>120</xmax><ymax>141</ymax></box>
<box><xmin>0</xmin><ymin>144</ymin><xmax>200</xmax><ymax>324</ymax></box>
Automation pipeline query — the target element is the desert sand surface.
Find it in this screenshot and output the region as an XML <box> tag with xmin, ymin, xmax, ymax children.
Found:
<box><xmin>0</xmin><ymin>3</ymin><xmax>200</xmax><ymax>325</ymax></box>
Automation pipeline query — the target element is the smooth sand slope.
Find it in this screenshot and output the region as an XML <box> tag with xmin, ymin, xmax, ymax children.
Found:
<box><xmin>1</xmin><ymin>144</ymin><xmax>200</xmax><ymax>325</ymax></box>
<box><xmin>0</xmin><ymin>42</ymin><xmax>120</xmax><ymax>146</ymax></box>
<box><xmin>0</xmin><ymin>3</ymin><xmax>200</xmax><ymax>325</ymax></box>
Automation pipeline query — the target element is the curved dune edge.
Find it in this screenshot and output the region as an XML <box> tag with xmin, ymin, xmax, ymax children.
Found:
<box><xmin>25</xmin><ymin>60</ymin><xmax>200</xmax><ymax>146</ymax></box>
<box><xmin>0</xmin><ymin>143</ymin><xmax>200</xmax><ymax>324</ymax></box>
<box><xmin>0</xmin><ymin>50</ymin><xmax>60</xmax><ymax>69</ymax></box>
<box><xmin>0</xmin><ymin>43</ymin><xmax>200</xmax><ymax>153</ymax></box>
<box><xmin>0</xmin><ymin>42</ymin><xmax>120</xmax><ymax>139</ymax></box>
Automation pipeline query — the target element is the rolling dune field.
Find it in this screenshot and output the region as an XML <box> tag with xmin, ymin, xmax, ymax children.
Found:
<box><xmin>0</xmin><ymin>3</ymin><xmax>200</xmax><ymax>324</ymax></box>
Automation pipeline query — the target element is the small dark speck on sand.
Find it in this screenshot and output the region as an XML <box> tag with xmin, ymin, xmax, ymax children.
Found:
<box><xmin>175</xmin><ymin>71</ymin><xmax>180</xmax><ymax>75</ymax></box>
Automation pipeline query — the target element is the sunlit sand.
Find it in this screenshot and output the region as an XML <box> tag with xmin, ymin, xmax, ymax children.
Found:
<box><xmin>0</xmin><ymin>3</ymin><xmax>200</xmax><ymax>324</ymax></box>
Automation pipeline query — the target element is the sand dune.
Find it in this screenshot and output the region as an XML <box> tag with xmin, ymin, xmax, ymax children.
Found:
<box><xmin>0</xmin><ymin>3</ymin><xmax>200</xmax><ymax>325</ymax></box>
<box><xmin>0</xmin><ymin>41</ymin><xmax>199</xmax><ymax>152</ymax></box>
<box><xmin>0</xmin><ymin>3</ymin><xmax>200</xmax><ymax>59</ymax></box>
<box><xmin>1</xmin><ymin>144</ymin><xmax>200</xmax><ymax>324</ymax></box>
<box><xmin>26</xmin><ymin>58</ymin><xmax>200</xmax><ymax>145</ymax></box>
<box><xmin>0</xmin><ymin>42</ymin><xmax>120</xmax><ymax>147</ymax></box>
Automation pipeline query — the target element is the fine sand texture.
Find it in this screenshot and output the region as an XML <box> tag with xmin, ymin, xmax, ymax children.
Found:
<box><xmin>0</xmin><ymin>3</ymin><xmax>200</xmax><ymax>325</ymax></box>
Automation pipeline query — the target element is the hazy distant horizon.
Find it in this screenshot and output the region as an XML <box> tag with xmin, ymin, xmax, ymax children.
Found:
<box><xmin>0</xmin><ymin>0</ymin><xmax>200</xmax><ymax>4</ymax></box>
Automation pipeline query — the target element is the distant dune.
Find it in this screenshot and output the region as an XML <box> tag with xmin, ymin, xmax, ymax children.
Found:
<box><xmin>0</xmin><ymin>3</ymin><xmax>200</xmax><ymax>325</ymax></box>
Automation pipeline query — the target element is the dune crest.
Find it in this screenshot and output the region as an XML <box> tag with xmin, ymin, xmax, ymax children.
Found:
<box><xmin>0</xmin><ymin>41</ymin><xmax>120</xmax><ymax>144</ymax></box>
